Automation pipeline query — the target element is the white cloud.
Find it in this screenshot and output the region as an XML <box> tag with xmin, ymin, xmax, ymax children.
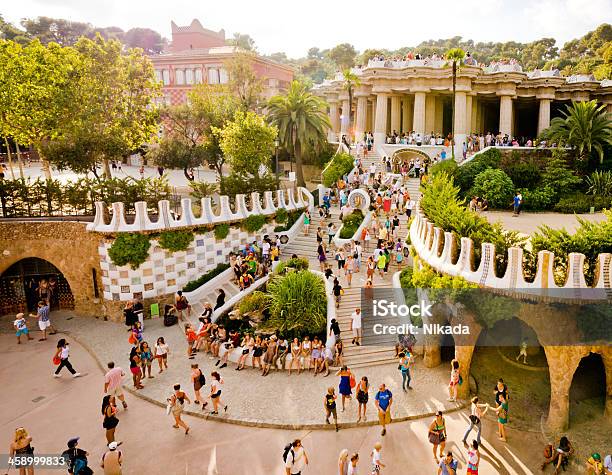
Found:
<box><xmin>2</xmin><ymin>0</ymin><xmax>609</xmax><ymax>57</ymax></box>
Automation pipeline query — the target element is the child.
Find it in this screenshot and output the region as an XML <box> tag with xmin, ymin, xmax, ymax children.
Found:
<box><xmin>131</xmin><ymin>322</ymin><xmax>143</xmax><ymax>344</ymax></box>
<box><xmin>184</xmin><ymin>324</ymin><xmax>197</xmax><ymax>359</ymax></box>
<box><xmin>14</xmin><ymin>313</ymin><xmax>33</xmax><ymax>344</ymax></box>
<box><xmin>324</xmin><ymin>387</ymin><xmax>339</xmax><ymax>431</ymax></box>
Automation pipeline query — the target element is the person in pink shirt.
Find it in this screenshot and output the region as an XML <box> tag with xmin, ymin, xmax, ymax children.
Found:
<box><xmin>104</xmin><ymin>361</ymin><xmax>128</xmax><ymax>409</ymax></box>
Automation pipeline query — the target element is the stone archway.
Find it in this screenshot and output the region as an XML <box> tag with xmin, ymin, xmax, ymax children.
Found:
<box><xmin>347</xmin><ymin>188</ymin><xmax>370</xmax><ymax>211</ymax></box>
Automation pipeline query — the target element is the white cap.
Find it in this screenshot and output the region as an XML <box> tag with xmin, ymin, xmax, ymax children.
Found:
<box><xmin>108</xmin><ymin>442</ymin><xmax>118</xmax><ymax>450</ymax></box>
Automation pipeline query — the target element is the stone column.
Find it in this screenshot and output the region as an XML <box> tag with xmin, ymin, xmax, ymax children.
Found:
<box><xmin>435</xmin><ymin>97</ymin><xmax>444</xmax><ymax>135</ymax></box>
<box><xmin>328</xmin><ymin>99</ymin><xmax>340</xmax><ymax>142</ymax></box>
<box><xmin>499</xmin><ymin>95</ymin><xmax>513</xmax><ymax>136</ymax></box>
<box><xmin>465</xmin><ymin>95</ymin><xmax>473</xmax><ymax>134</ymax></box>
<box><xmin>374</xmin><ymin>92</ymin><xmax>388</xmax><ymax>145</ymax></box>
<box><xmin>537</xmin><ymin>98</ymin><xmax>551</xmax><ymax>135</ymax></box>
<box><xmin>390</xmin><ymin>96</ymin><xmax>401</xmax><ymax>134</ymax></box>
<box><xmin>425</xmin><ymin>94</ymin><xmax>436</xmax><ymax>135</ymax></box>
<box><xmin>470</xmin><ymin>97</ymin><xmax>478</xmax><ymax>134</ymax></box>
<box><xmin>454</xmin><ymin>91</ymin><xmax>467</xmax><ymax>158</ymax></box>
<box><xmin>355</xmin><ymin>96</ymin><xmax>368</xmax><ymax>142</ymax></box>
<box><xmin>366</xmin><ymin>100</ymin><xmax>373</xmax><ymax>133</ymax></box>
<box><xmin>340</xmin><ymin>98</ymin><xmax>350</xmax><ymax>136</ymax></box>
<box><xmin>413</xmin><ymin>91</ymin><xmax>426</xmax><ymax>136</ymax></box>
<box><xmin>403</xmin><ymin>98</ymin><xmax>413</xmax><ymax>132</ymax></box>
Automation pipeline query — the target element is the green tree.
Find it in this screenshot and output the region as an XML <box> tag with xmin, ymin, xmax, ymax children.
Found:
<box><xmin>225</xmin><ymin>51</ymin><xmax>263</xmax><ymax>111</ymax></box>
<box><xmin>341</xmin><ymin>69</ymin><xmax>360</xmax><ymax>141</ymax></box>
<box><xmin>227</xmin><ymin>32</ymin><xmax>257</xmax><ymax>52</ymax></box>
<box><xmin>0</xmin><ymin>39</ymin><xmax>80</xmax><ymax>179</ymax></box>
<box><xmin>20</xmin><ymin>16</ymin><xmax>93</xmax><ymax>45</ymax></box>
<box><xmin>42</xmin><ymin>35</ymin><xmax>160</xmax><ymax>177</ymax></box>
<box><xmin>123</xmin><ymin>28</ymin><xmax>165</xmax><ymax>53</ymax></box>
<box><xmin>540</xmin><ymin>100</ymin><xmax>612</xmax><ymax>164</ymax></box>
<box><xmin>214</xmin><ymin>110</ymin><xmax>278</xmax><ymax>193</ymax></box>
<box><xmin>0</xmin><ymin>14</ymin><xmax>27</xmax><ymax>43</ymax></box>
<box><xmin>445</xmin><ymin>48</ymin><xmax>466</xmax><ymax>160</ymax></box>
<box><xmin>326</xmin><ymin>43</ymin><xmax>357</xmax><ymax>69</ymax></box>
<box><xmin>267</xmin><ymin>81</ymin><xmax>331</xmax><ymax>187</ymax></box>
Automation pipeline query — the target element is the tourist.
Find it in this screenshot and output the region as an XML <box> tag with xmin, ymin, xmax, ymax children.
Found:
<box><xmin>324</xmin><ymin>387</ymin><xmax>340</xmax><ymax>431</ymax></box>
<box><xmin>335</xmin><ymin>339</ymin><xmax>344</xmax><ymax>367</ymax></box>
<box><xmin>492</xmin><ymin>393</ymin><xmax>509</xmax><ymax>442</ymax></box>
<box><xmin>301</xmin><ymin>335</ymin><xmax>312</xmax><ymax>371</ymax></box>
<box><xmin>329</xmin><ymin>317</ymin><xmax>341</xmax><ymax>346</ymax></box>
<box><xmin>462</xmin><ymin>396</ymin><xmax>489</xmax><ymax>446</ymax></box>
<box><xmin>29</xmin><ymin>300</ymin><xmax>56</xmax><ymax>341</ymax></box>
<box><xmin>8</xmin><ymin>427</ymin><xmax>34</xmax><ymax>475</ymax></box>
<box><xmin>191</xmin><ymin>363</ymin><xmax>206</xmax><ymax>408</ymax></box>
<box><xmin>494</xmin><ymin>378</ymin><xmax>509</xmax><ymax>405</ymax></box>
<box><xmin>209</xmin><ymin>371</ymin><xmax>227</xmax><ymax>415</ymax></box>
<box><xmin>336</xmin><ymin>365</ymin><xmax>353</xmax><ymax>410</ymax></box>
<box><xmin>348</xmin><ymin>453</ymin><xmax>359</xmax><ymax>475</ymax></box>
<box><xmin>603</xmin><ymin>454</ymin><xmax>611</xmax><ymax>474</ymax></box>
<box><xmin>262</xmin><ymin>334</ymin><xmax>278</xmax><ymax>376</ymax></box>
<box><xmin>53</xmin><ymin>338</ymin><xmax>81</xmax><ymax>378</ymax></box>
<box><xmin>366</xmin><ymin>256</ymin><xmax>376</xmax><ymax>281</ymax></box>
<box><xmin>167</xmin><ymin>383</ymin><xmax>190</xmax><ymax>434</ymax></box>
<box><xmin>465</xmin><ymin>440</ymin><xmax>480</xmax><ymax>474</ymax></box>
<box><xmin>184</xmin><ymin>323</ymin><xmax>197</xmax><ymax>359</ymax></box>
<box><xmin>375</xmin><ymin>383</ymin><xmax>393</xmax><ymax>436</ymax></box>
<box><xmin>428</xmin><ymin>411</ymin><xmax>447</xmax><ymax>463</ymax></box>
<box><xmin>312</xmin><ymin>336</ymin><xmax>323</xmax><ymax>375</ymax></box>
<box><xmin>356</xmin><ymin>376</ymin><xmax>369</xmax><ymax>422</ymax></box>
<box><xmin>303</xmin><ymin>211</ymin><xmax>311</xmax><ymax>235</ymax></box>
<box><xmin>174</xmin><ymin>290</ymin><xmax>190</xmax><ymax>321</ymax></box>
<box><xmin>154</xmin><ymin>337</ymin><xmax>169</xmax><ymax>373</ymax></box>
<box><xmin>104</xmin><ymin>361</ymin><xmax>128</xmax><ymax>409</ymax></box>
<box><xmin>128</xmin><ymin>345</ymin><xmax>144</xmax><ymax>389</ymax></box>
<box><xmin>236</xmin><ymin>333</ymin><xmax>254</xmax><ymax>371</ymax></box>
<box><xmin>215</xmin><ymin>288</ymin><xmax>226</xmax><ymax>310</ymax></box>
<box><xmin>398</xmin><ymin>351</ymin><xmax>412</xmax><ymax>391</ymax></box>
<box><xmin>62</xmin><ymin>437</ymin><xmax>93</xmax><ymax>475</ymax></box>
<box><xmin>350</xmin><ymin>308</ymin><xmax>362</xmax><ymax>346</ymax></box>
<box><xmin>284</xmin><ymin>439</ymin><xmax>308</xmax><ymax>475</ymax></box>
<box><xmin>14</xmin><ymin>312</ymin><xmax>33</xmax><ymax>344</ymax></box>
<box><xmin>273</xmin><ymin>336</ymin><xmax>289</xmax><ymax>371</ymax></box>
<box><xmin>512</xmin><ymin>191</ymin><xmax>522</xmax><ymax>216</ymax></box>
<box><xmin>288</xmin><ymin>337</ymin><xmax>301</xmax><ymax>375</ymax></box>
<box><xmin>133</xmin><ymin>298</ymin><xmax>144</xmax><ymax>330</ymax></box>
<box><xmin>516</xmin><ymin>339</ymin><xmax>528</xmax><ymax>364</ymax></box>
<box><xmin>344</xmin><ymin>255</ymin><xmax>355</xmax><ymax>286</ymax></box>
<box><xmin>541</xmin><ymin>436</ymin><xmax>574</xmax><ymax>472</ymax></box>
<box><xmin>371</xmin><ymin>442</ymin><xmax>385</xmax><ymax>473</ymax></box>
<box><xmin>318</xmin><ymin>243</ymin><xmax>327</xmax><ymax>271</ymax></box>
<box><xmin>448</xmin><ymin>358</ymin><xmax>460</xmax><ymax>401</ymax></box>
<box><xmin>102</xmin><ymin>395</ymin><xmax>120</xmax><ymax>444</ymax></box>
<box><xmin>333</xmin><ymin>278</ymin><xmax>343</xmax><ymax>308</ymax></box>
<box><xmin>100</xmin><ymin>441</ymin><xmax>123</xmax><ymax>475</ymax></box>
<box><xmin>438</xmin><ymin>451</ymin><xmax>458</xmax><ymax>475</ymax></box>
<box><xmin>251</xmin><ymin>335</ymin><xmax>264</xmax><ymax>370</ymax></box>
<box><xmin>586</xmin><ymin>453</ymin><xmax>604</xmax><ymax>474</ymax></box>
<box><xmin>139</xmin><ymin>341</ymin><xmax>153</xmax><ymax>378</ymax></box>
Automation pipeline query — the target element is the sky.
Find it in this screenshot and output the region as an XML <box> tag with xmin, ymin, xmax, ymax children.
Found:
<box><xmin>2</xmin><ymin>0</ymin><xmax>611</xmax><ymax>57</ymax></box>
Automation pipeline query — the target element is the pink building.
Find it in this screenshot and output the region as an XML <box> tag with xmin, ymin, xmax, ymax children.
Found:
<box><xmin>150</xmin><ymin>19</ymin><xmax>293</xmax><ymax>105</ymax></box>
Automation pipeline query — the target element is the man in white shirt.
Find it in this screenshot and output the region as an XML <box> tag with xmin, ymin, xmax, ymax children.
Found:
<box><xmin>284</xmin><ymin>439</ymin><xmax>308</xmax><ymax>475</ymax></box>
<box><xmin>351</xmin><ymin>308</ymin><xmax>362</xmax><ymax>346</ymax></box>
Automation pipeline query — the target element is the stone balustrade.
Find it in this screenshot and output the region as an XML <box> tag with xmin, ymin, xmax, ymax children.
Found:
<box><xmin>87</xmin><ymin>187</ymin><xmax>314</xmax><ymax>233</ymax></box>
<box><xmin>410</xmin><ymin>206</ymin><xmax>612</xmax><ymax>302</ymax></box>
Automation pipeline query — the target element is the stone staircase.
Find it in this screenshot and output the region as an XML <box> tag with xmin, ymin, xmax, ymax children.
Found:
<box><xmin>282</xmin><ymin>208</ymin><xmax>343</xmax><ymax>261</ymax></box>
<box><xmin>187</xmin><ymin>273</ymin><xmax>241</xmax><ymax>318</ymax></box>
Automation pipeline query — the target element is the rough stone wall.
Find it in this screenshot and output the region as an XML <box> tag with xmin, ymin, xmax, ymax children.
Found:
<box><xmin>0</xmin><ymin>222</ymin><xmax>104</xmax><ymax>317</ymax></box>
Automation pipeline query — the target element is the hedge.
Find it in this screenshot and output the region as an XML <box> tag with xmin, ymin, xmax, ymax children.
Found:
<box><xmin>339</xmin><ymin>209</ymin><xmax>364</xmax><ymax>239</ymax></box>
<box><xmin>214</xmin><ymin>223</ymin><xmax>230</xmax><ymax>240</ymax></box>
<box><xmin>108</xmin><ymin>233</ymin><xmax>151</xmax><ymax>270</ymax></box>
<box><xmin>322</xmin><ymin>152</ymin><xmax>354</xmax><ymax>187</ymax></box>
<box><xmin>157</xmin><ymin>230</ymin><xmax>194</xmax><ymax>252</ymax></box>
<box><xmin>182</xmin><ymin>263</ymin><xmax>231</xmax><ymax>292</ymax></box>
<box><xmin>242</xmin><ymin>214</ymin><xmax>266</xmax><ymax>232</ymax></box>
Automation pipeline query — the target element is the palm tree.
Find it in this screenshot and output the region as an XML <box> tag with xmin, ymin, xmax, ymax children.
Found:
<box><xmin>445</xmin><ymin>48</ymin><xmax>466</xmax><ymax>160</ymax></box>
<box><xmin>341</xmin><ymin>69</ymin><xmax>360</xmax><ymax>142</ymax></box>
<box><xmin>539</xmin><ymin>100</ymin><xmax>612</xmax><ymax>163</ymax></box>
<box><xmin>268</xmin><ymin>81</ymin><xmax>331</xmax><ymax>187</ymax></box>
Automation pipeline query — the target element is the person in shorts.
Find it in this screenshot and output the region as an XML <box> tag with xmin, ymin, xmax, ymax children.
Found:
<box><xmin>29</xmin><ymin>300</ymin><xmax>56</xmax><ymax>341</ymax></box>
<box><xmin>324</xmin><ymin>387</ymin><xmax>339</xmax><ymax>431</ymax></box>
<box><xmin>14</xmin><ymin>313</ymin><xmax>33</xmax><ymax>344</ymax></box>
<box><xmin>375</xmin><ymin>384</ymin><xmax>393</xmax><ymax>436</ymax></box>
<box><xmin>104</xmin><ymin>361</ymin><xmax>128</xmax><ymax>409</ymax></box>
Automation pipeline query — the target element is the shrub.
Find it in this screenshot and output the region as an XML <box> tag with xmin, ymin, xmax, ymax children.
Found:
<box><xmin>214</xmin><ymin>223</ymin><xmax>230</xmax><ymax>240</ymax></box>
<box><xmin>471</xmin><ymin>169</ymin><xmax>515</xmax><ymax>208</ymax></box>
<box><xmin>541</xmin><ymin>152</ymin><xmax>582</xmax><ymax>196</ymax></box>
<box><xmin>553</xmin><ymin>193</ymin><xmax>611</xmax><ymax>213</ymax></box>
<box><xmin>275</xmin><ymin>207</ymin><xmax>288</xmax><ymax>224</ymax></box>
<box><xmin>454</xmin><ymin>148</ymin><xmax>501</xmax><ymax>193</ymax></box>
<box><xmin>238</xmin><ymin>290</ymin><xmax>270</xmax><ymax>315</ymax></box>
<box><xmin>586</xmin><ymin>170</ymin><xmax>612</xmax><ymax>197</ymax></box>
<box><xmin>322</xmin><ymin>152</ymin><xmax>354</xmax><ymax>187</ymax></box>
<box><xmin>157</xmin><ymin>230</ymin><xmax>194</xmax><ymax>252</ymax></box>
<box><xmin>182</xmin><ymin>263</ymin><xmax>231</xmax><ymax>292</ymax></box>
<box><xmin>274</xmin><ymin>210</ymin><xmax>302</xmax><ymax>232</ymax></box>
<box><xmin>275</xmin><ymin>257</ymin><xmax>309</xmax><ymax>274</ymax></box>
<box><xmin>189</xmin><ymin>181</ymin><xmax>218</xmax><ymax>200</ymax></box>
<box><xmin>339</xmin><ymin>209</ymin><xmax>364</xmax><ymax>239</ymax></box>
<box><xmin>108</xmin><ymin>233</ymin><xmax>151</xmax><ymax>270</ymax></box>
<box><xmin>520</xmin><ymin>186</ymin><xmax>556</xmax><ymax>211</ymax></box>
<box><xmin>430</xmin><ymin>159</ymin><xmax>458</xmax><ymax>177</ymax></box>
<box><xmin>242</xmin><ymin>214</ymin><xmax>266</xmax><ymax>232</ymax></box>
<box><xmin>501</xmin><ymin>159</ymin><xmax>542</xmax><ymax>190</ymax></box>
<box><xmin>266</xmin><ymin>270</ymin><xmax>327</xmax><ymax>336</ymax></box>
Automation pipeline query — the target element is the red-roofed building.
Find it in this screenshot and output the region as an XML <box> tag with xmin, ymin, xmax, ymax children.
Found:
<box><xmin>150</xmin><ymin>19</ymin><xmax>293</xmax><ymax>106</ymax></box>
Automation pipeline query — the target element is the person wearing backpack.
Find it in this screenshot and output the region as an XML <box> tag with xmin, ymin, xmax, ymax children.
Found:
<box><xmin>283</xmin><ymin>439</ymin><xmax>308</xmax><ymax>475</ymax></box>
<box><xmin>61</xmin><ymin>437</ymin><xmax>93</xmax><ymax>475</ymax></box>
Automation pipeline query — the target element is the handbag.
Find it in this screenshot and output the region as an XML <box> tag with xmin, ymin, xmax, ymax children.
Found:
<box><xmin>428</xmin><ymin>431</ymin><xmax>441</xmax><ymax>445</ymax></box>
<box><xmin>52</xmin><ymin>355</ymin><xmax>61</xmax><ymax>366</ymax></box>
<box><xmin>469</xmin><ymin>415</ymin><xmax>480</xmax><ymax>425</ymax></box>
<box><xmin>349</xmin><ymin>374</ymin><xmax>356</xmax><ymax>388</ymax></box>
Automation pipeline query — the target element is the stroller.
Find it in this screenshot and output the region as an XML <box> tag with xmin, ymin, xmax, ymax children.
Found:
<box><xmin>163</xmin><ymin>304</ymin><xmax>178</xmax><ymax>327</ymax></box>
